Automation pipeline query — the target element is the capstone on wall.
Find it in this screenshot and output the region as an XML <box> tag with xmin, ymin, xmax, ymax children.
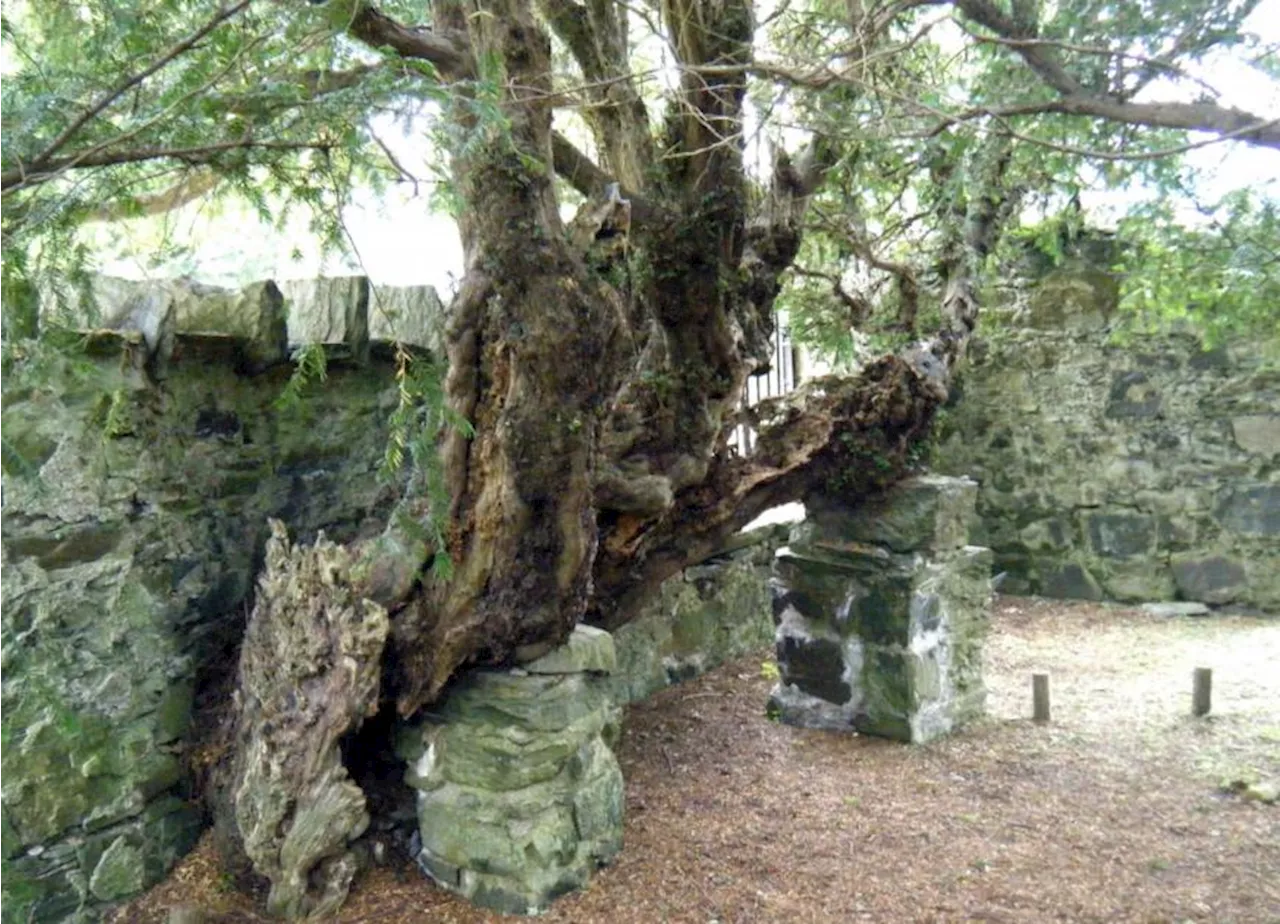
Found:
<box><xmin>933</xmin><ymin>263</ymin><xmax>1279</xmax><ymax>613</ymax></box>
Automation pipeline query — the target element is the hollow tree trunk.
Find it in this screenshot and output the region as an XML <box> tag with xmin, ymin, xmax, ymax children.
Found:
<box><xmin>221</xmin><ymin>0</ymin><xmax>989</xmax><ymax>910</ymax></box>
<box><xmin>344</xmin><ymin>0</ymin><xmax>975</xmax><ymax>708</ymax></box>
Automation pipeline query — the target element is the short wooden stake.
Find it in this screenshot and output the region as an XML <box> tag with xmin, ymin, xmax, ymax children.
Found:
<box><xmin>1192</xmin><ymin>667</ymin><xmax>1212</xmax><ymax>717</ymax></box>
<box><xmin>1032</xmin><ymin>673</ymin><xmax>1051</xmax><ymax>723</ymax></box>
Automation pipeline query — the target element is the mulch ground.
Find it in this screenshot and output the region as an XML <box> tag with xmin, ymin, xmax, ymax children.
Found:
<box><xmin>111</xmin><ymin>596</ymin><xmax>1280</xmax><ymax>924</ymax></box>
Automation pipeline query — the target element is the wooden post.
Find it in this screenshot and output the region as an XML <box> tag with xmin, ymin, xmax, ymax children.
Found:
<box><xmin>1032</xmin><ymin>673</ymin><xmax>1051</xmax><ymax>723</ymax></box>
<box><xmin>1192</xmin><ymin>667</ymin><xmax>1212</xmax><ymax>717</ymax></box>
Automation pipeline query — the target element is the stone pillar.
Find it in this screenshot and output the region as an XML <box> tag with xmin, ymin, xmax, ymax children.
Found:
<box><xmin>398</xmin><ymin>626</ymin><xmax>624</xmax><ymax>915</ymax></box>
<box><xmin>769</xmin><ymin>476</ymin><xmax>993</xmax><ymax>743</ymax></box>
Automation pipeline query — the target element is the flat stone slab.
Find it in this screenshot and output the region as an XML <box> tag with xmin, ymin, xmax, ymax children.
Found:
<box><xmin>524</xmin><ymin>625</ymin><xmax>617</xmax><ymax>675</ymax></box>
<box><xmin>807</xmin><ymin>475</ymin><xmax>978</xmax><ymax>553</ymax></box>
<box><xmin>1141</xmin><ymin>601</ymin><xmax>1211</xmax><ymax>617</ymax></box>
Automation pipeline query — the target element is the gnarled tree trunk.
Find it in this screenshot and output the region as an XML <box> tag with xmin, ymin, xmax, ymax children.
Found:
<box><xmin>222</xmin><ymin>0</ymin><xmax>979</xmax><ymax>910</ymax></box>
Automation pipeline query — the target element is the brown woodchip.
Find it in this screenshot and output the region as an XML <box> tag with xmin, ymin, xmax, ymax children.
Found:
<box><xmin>111</xmin><ymin>597</ymin><xmax>1280</xmax><ymax>924</ymax></box>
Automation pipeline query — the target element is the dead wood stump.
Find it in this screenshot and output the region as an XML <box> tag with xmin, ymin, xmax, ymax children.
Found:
<box><xmin>224</xmin><ymin>520</ymin><xmax>390</xmax><ymax>918</ymax></box>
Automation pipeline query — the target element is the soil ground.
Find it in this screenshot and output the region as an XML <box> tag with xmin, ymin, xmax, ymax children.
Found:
<box><xmin>112</xmin><ymin>596</ymin><xmax>1280</xmax><ymax>924</ymax></box>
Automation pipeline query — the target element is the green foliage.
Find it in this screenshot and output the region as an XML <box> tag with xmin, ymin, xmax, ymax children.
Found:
<box><xmin>762</xmin><ymin>0</ymin><xmax>1279</xmax><ymax>364</ymax></box>
<box><xmin>1112</xmin><ymin>188</ymin><xmax>1280</xmax><ymax>347</ymax></box>
<box><xmin>91</xmin><ymin>388</ymin><xmax>133</xmax><ymax>439</ymax></box>
<box><xmin>1</xmin><ymin>0</ymin><xmax>448</xmax><ymax>325</ymax></box>
<box><xmin>273</xmin><ymin>342</ymin><xmax>329</xmax><ymax>415</ymax></box>
<box><xmin>380</xmin><ymin>344</ymin><xmax>475</xmax><ymax>582</ymax></box>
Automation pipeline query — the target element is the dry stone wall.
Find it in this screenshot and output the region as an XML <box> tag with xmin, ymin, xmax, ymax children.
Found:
<box><xmin>0</xmin><ymin>274</ymin><xmax>783</xmax><ymax>923</ymax></box>
<box><xmin>1</xmin><ymin>276</ymin><xmax>436</xmax><ymax>924</ymax></box>
<box><xmin>934</xmin><ymin>267</ymin><xmax>1279</xmax><ymax>613</ymax></box>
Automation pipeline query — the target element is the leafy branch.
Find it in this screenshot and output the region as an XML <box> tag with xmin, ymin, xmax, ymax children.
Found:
<box><xmin>380</xmin><ymin>344</ymin><xmax>475</xmax><ymax>582</ymax></box>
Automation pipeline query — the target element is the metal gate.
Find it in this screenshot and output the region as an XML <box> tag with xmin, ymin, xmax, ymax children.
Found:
<box><xmin>732</xmin><ymin>320</ymin><xmax>798</xmax><ymax>455</ymax></box>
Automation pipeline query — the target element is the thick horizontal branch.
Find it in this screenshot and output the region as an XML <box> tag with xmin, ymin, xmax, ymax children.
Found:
<box><xmin>958</xmin><ymin>26</ymin><xmax>1223</xmax><ymax>100</ymax></box>
<box><xmin>82</xmin><ymin>167</ymin><xmax>221</xmax><ymax>222</ymax></box>
<box><xmin>951</xmin><ymin>0</ymin><xmax>1280</xmax><ymax>151</ymax></box>
<box><xmin>590</xmin><ymin>355</ymin><xmax>947</xmax><ymax>629</ymax></box>
<box><xmin>348</xmin><ymin>3</ymin><xmax>474</xmax><ymax>78</ymax></box>
<box><xmin>551</xmin><ymin>131</ymin><xmax>612</xmax><ymax>197</ymax></box>
<box><xmin>1043</xmin><ymin>97</ymin><xmax>1280</xmax><ymax>151</ymax></box>
<box><xmin>1</xmin><ymin>139</ymin><xmax>332</xmax><ymax>193</ymax></box>
<box><xmin>551</xmin><ymin>131</ymin><xmax>667</xmax><ymax>227</ymax></box>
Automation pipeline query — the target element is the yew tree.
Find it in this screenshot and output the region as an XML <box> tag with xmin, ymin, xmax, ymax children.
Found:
<box><xmin>3</xmin><ymin>0</ymin><xmax>1278</xmax><ymax>908</ymax></box>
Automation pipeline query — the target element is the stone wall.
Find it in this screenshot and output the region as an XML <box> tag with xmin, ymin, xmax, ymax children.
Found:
<box><xmin>1</xmin><ymin>276</ymin><xmax>437</xmax><ymax>924</ymax></box>
<box><xmin>934</xmin><ymin>265</ymin><xmax>1279</xmax><ymax>613</ymax></box>
<box><xmin>609</xmin><ymin>527</ymin><xmax>783</xmax><ymax>705</ymax></box>
<box><xmin>0</xmin><ymin>273</ymin><xmax>785</xmax><ymax>923</ymax></box>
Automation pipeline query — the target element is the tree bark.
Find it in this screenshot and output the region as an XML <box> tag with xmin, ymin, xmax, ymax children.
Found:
<box><xmin>346</xmin><ymin>0</ymin><xmax>966</xmax><ymax>714</ymax></box>
<box><xmin>221</xmin><ymin>0</ymin><xmax>971</xmax><ymax>907</ymax></box>
<box><xmin>221</xmin><ymin>522</ymin><xmax>389</xmax><ymax>918</ymax></box>
<box><xmin>386</xmin><ymin>0</ymin><xmax>627</xmax><ymax>716</ymax></box>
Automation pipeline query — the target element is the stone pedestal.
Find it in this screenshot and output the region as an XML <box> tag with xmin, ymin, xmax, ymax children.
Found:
<box><xmin>398</xmin><ymin>626</ymin><xmax>624</xmax><ymax>915</ymax></box>
<box><xmin>769</xmin><ymin>476</ymin><xmax>993</xmax><ymax>743</ymax></box>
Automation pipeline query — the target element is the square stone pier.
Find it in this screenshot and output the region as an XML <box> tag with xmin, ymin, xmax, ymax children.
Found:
<box><xmin>769</xmin><ymin>476</ymin><xmax>993</xmax><ymax>743</ymax></box>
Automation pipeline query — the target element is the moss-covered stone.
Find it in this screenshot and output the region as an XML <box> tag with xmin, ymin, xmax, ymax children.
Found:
<box><xmin>88</xmin><ymin>837</ymin><xmax>146</xmax><ymax>902</ymax></box>
<box><xmin>524</xmin><ymin>625</ymin><xmax>617</xmax><ymax>675</ymax></box>
<box><xmin>2</xmin><ymin>282</ymin><xmax>433</xmax><ymax>920</ymax></box>
<box><xmin>405</xmin><ymin>632</ymin><xmax>623</xmax><ymax>915</ymax></box>
<box><xmin>808</xmin><ymin>475</ymin><xmax>978</xmax><ymax>553</ymax></box>
<box><xmin>770</xmin><ymin>482</ymin><xmax>993</xmax><ymax>744</ymax></box>
<box><xmin>934</xmin><ymin>319</ymin><xmax>1280</xmax><ymax>613</ymax></box>
<box><xmin>609</xmin><ymin>535</ymin><xmax>778</xmax><ymax>704</ymax></box>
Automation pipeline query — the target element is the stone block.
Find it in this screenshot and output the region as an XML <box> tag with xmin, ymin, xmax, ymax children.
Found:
<box><xmin>1023</xmin><ymin>265</ymin><xmax>1117</xmax><ymax>329</ymax></box>
<box><xmin>1216</xmin><ymin>484</ymin><xmax>1280</xmax><ymax>537</ymax></box>
<box><xmin>369</xmin><ymin>284</ymin><xmax>445</xmax><ymax>353</ymax></box>
<box><xmin>1106</xmin><ymin>370</ymin><xmax>1162</xmax><ymax>419</ymax></box>
<box><xmin>775</xmin><ymin>632</ymin><xmax>852</xmax><ymax>705</ymax></box>
<box><xmin>853</xmin><ymin>648</ymin><xmax>914</xmax><ymax>742</ymax></box>
<box><xmin>1084</xmin><ymin>512</ymin><xmax>1156</xmax><ymax>559</ymax></box>
<box><xmin>1099</xmin><ymin>560</ymin><xmax>1176</xmax><ymax>602</ymax></box>
<box><xmin>170</xmin><ymin>279</ymin><xmax>288</xmax><ymax>370</ymax></box>
<box><xmin>1231</xmin><ymin>415</ymin><xmax>1280</xmax><ymax>455</ymax></box>
<box><xmin>1171</xmin><ymin>555</ymin><xmax>1248</xmax><ymax>605</ymax></box>
<box><xmin>279</xmin><ymin>276</ymin><xmax>369</xmax><ymax>357</ymax></box>
<box><xmin>523</xmin><ymin>625</ymin><xmax>616</xmax><ymax>675</ymax></box>
<box><xmin>1018</xmin><ymin>517</ymin><xmax>1072</xmax><ymax>551</ymax></box>
<box><xmin>88</xmin><ymin>836</ymin><xmax>145</xmax><ymax>902</ymax></box>
<box><xmin>1039</xmin><ymin>562</ymin><xmax>1103</xmax><ymax>601</ymax></box>
<box><xmin>771</xmin><ymin>547</ymin><xmax>887</xmax><ymax>634</ymax></box>
<box><xmin>1141</xmin><ymin>602</ymin><xmax>1210</xmax><ymax>617</ymax></box>
<box><xmin>807</xmin><ymin>475</ymin><xmax>977</xmax><ymax>552</ymax></box>
<box><xmin>407</xmin><ymin>637</ymin><xmax>624</xmax><ymax>915</ymax></box>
